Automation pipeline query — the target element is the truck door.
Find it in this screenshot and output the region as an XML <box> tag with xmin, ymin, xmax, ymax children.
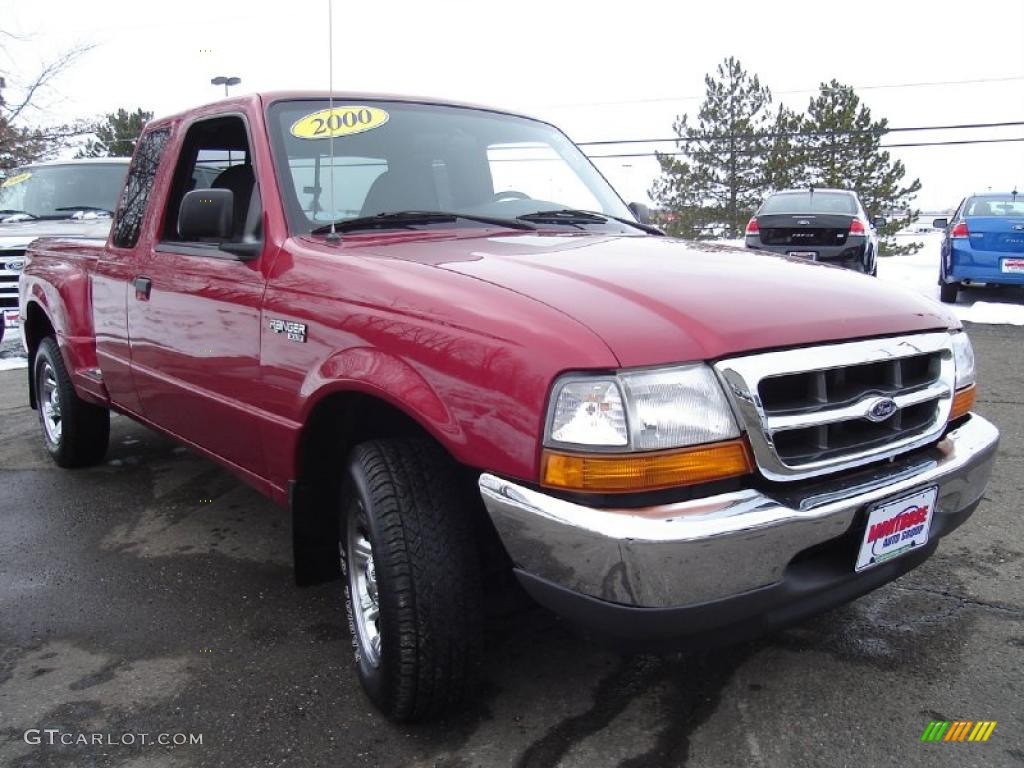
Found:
<box><xmin>127</xmin><ymin>114</ymin><xmax>268</xmax><ymax>474</ymax></box>
<box><xmin>94</xmin><ymin>127</ymin><xmax>172</xmax><ymax>415</ymax></box>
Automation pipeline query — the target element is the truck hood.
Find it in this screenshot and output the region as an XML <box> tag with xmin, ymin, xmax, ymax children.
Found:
<box><xmin>0</xmin><ymin>217</ymin><xmax>113</xmax><ymax>246</ymax></box>
<box><xmin>361</xmin><ymin>233</ymin><xmax>956</xmax><ymax>367</ymax></box>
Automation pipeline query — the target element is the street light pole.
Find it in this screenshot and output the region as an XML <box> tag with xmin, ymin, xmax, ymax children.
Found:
<box><xmin>210</xmin><ymin>76</ymin><xmax>241</xmax><ymax>97</ymax></box>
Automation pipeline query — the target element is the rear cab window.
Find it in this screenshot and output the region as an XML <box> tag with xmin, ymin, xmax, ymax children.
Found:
<box><xmin>286</xmin><ymin>155</ymin><xmax>388</xmax><ymax>223</ymax></box>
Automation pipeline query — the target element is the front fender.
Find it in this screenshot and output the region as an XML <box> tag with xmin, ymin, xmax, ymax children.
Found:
<box><xmin>300</xmin><ymin>346</ymin><xmax>464</xmax><ymax>447</ymax></box>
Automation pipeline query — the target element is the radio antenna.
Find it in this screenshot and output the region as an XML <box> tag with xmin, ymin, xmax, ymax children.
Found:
<box><xmin>325</xmin><ymin>0</ymin><xmax>340</xmax><ymax>243</ymax></box>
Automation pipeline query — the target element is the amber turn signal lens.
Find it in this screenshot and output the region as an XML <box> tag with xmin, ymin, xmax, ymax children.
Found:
<box><xmin>950</xmin><ymin>384</ymin><xmax>976</xmax><ymax>421</ymax></box>
<box><xmin>541</xmin><ymin>438</ymin><xmax>754</xmax><ymax>493</ymax></box>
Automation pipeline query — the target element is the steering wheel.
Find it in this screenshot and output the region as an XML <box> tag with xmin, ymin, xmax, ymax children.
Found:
<box><xmin>493</xmin><ymin>190</ymin><xmax>531</xmax><ymax>202</ymax></box>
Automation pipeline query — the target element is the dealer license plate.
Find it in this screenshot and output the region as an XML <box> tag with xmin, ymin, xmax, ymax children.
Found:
<box><xmin>2</xmin><ymin>310</ymin><xmax>18</xmax><ymax>329</ymax></box>
<box><xmin>787</xmin><ymin>251</ymin><xmax>817</xmax><ymax>260</ymax></box>
<box><xmin>854</xmin><ymin>486</ymin><xmax>938</xmax><ymax>572</ymax></box>
<box><xmin>1001</xmin><ymin>258</ymin><xmax>1024</xmax><ymax>274</ymax></box>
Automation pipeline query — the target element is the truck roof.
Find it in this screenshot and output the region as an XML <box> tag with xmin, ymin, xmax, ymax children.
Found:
<box><xmin>149</xmin><ymin>91</ymin><xmax>546</xmax><ymax>130</ymax></box>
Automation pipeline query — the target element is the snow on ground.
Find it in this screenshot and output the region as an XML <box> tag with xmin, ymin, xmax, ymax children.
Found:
<box><xmin>0</xmin><ymin>326</ymin><xmax>26</xmax><ymax>371</ymax></box>
<box><xmin>877</xmin><ymin>233</ymin><xmax>1024</xmax><ymax>326</ymax></box>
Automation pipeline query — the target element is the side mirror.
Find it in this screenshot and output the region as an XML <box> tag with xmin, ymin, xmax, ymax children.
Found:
<box><xmin>872</xmin><ymin>216</ymin><xmax>887</xmax><ymax>228</ymax></box>
<box><xmin>178</xmin><ymin>188</ymin><xmax>233</xmax><ymax>241</ymax></box>
<box><xmin>628</xmin><ymin>201</ymin><xmax>652</xmax><ymax>224</ymax></box>
<box><xmin>932</xmin><ymin>218</ymin><xmax>948</xmax><ymax>229</ymax></box>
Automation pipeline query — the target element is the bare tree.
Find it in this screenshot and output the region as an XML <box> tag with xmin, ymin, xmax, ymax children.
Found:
<box><xmin>0</xmin><ymin>26</ymin><xmax>94</xmax><ymax>172</ymax></box>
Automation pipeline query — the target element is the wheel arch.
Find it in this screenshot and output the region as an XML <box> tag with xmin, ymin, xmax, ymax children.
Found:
<box><xmin>289</xmin><ymin>381</ymin><xmax>480</xmax><ymax>588</ymax></box>
<box><xmin>22</xmin><ymin>300</ymin><xmax>56</xmax><ymax>410</ymax></box>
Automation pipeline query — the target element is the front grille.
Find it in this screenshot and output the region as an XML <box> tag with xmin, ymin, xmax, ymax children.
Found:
<box><xmin>0</xmin><ymin>248</ymin><xmax>25</xmax><ymax>309</ymax></box>
<box><xmin>714</xmin><ymin>333</ymin><xmax>955</xmax><ymax>481</ymax></box>
<box><xmin>760</xmin><ymin>228</ymin><xmax>848</xmax><ymax>246</ymax></box>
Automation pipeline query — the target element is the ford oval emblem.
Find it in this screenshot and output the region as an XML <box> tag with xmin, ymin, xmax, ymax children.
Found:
<box><xmin>865</xmin><ymin>397</ymin><xmax>898</xmax><ymax>423</ymax></box>
<box><xmin>1014</xmin><ymin>224</ymin><xmax>1024</xmax><ymax>231</ymax></box>
<box><xmin>5</xmin><ymin>259</ymin><xmax>25</xmax><ymax>272</ymax></box>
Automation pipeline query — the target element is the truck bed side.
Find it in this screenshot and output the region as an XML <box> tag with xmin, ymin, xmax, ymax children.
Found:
<box><xmin>20</xmin><ymin>237</ymin><xmax>109</xmax><ymax>407</ymax></box>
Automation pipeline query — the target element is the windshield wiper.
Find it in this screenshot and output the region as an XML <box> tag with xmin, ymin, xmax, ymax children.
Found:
<box><xmin>0</xmin><ymin>209</ymin><xmax>39</xmax><ymax>220</ymax></box>
<box><xmin>55</xmin><ymin>205</ymin><xmax>114</xmax><ymax>215</ymax></box>
<box><xmin>517</xmin><ymin>208</ymin><xmax>664</xmax><ymax>235</ymax></box>
<box><xmin>311</xmin><ymin>210</ymin><xmax>536</xmax><ymax>235</ymax></box>
<box><xmin>517</xmin><ymin>209</ymin><xmax>609</xmax><ymax>225</ymax></box>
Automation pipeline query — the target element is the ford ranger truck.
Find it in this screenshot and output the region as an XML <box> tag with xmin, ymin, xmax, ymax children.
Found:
<box><xmin>19</xmin><ymin>92</ymin><xmax>999</xmax><ymax>722</ymax></box>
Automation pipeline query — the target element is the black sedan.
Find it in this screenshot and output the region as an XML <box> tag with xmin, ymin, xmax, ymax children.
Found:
<box><xmin>744</xmin><ymin>189</ymin><xmax>883</xmax><ymax>275</ymax></box>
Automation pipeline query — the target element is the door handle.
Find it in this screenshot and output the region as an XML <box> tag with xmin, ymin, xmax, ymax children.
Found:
<box><xmin>133</xmin><ymin>276</ymin><xmax>152</xmax><ymax>300</ymax></box>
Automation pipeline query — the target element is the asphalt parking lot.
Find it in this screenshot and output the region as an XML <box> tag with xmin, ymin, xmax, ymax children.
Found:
<box><xmin>1</xmin><ymin>322</ymin><xmax>1022</xmax><ymax>768</ymax></box>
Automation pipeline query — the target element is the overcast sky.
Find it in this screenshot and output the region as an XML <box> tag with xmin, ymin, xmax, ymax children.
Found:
<box><xmin>3</xmin><ymin>0</ymin><xmax>1022</xmax><ymax>210</ymax></box>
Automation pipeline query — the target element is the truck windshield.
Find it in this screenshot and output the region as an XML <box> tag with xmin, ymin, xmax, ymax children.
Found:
<box><xmin>0</xmin><ymin>162</ymin><xmax>129</xmax><ymax>221</ymax></box>
<box><xmin>760</xmin><ymin>191</ymin><xmax>858</xmax><ymax>215</ymax></box>
<box><xmin>266</xmin><ymin>99</ymin><xmax>634</xmax><ymax>235</ymax></box>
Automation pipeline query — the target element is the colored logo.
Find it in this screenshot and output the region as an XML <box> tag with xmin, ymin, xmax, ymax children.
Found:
<box><xmin>864</xmin><ymin>396</ymin><xmax>898</xmax><ymax>423</ymax></box>
<box><xmin>290</xmin><ymin>106</ymin><xmax>390</xmax><ymax>140</ymax></box>
<box><xmin>867</xmin><ymin>503</ymin><xmax>929</xmax><ymax>556</ymax></box>
<box><xmin>921</xmin><ymin>721</ymin><xmax>997</xmax><ymax>742</ymax></box>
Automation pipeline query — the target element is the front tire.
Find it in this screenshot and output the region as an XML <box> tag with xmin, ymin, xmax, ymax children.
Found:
<box><xmin>341</xmin><ymin>438</ymin><xmax>483</xmax><ymax>721</ymax></box>
<box><xmin>33</xmin><ymin>336</ymin><xmax>109</xmax><ymax>467</ymax></box>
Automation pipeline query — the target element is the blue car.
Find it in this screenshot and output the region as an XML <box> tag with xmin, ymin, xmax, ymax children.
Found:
<box><xmin>935</xmin><ymin>192</ymin><xmax>1024</xmax><ymax>303</ymax></box>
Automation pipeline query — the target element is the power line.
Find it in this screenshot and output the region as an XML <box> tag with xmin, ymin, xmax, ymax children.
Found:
<box><xmin>576</xmin><ymin>120</ymin><xmax>1024</xmax><ymax>147</ymax></box>
<box><xmin>546</xmin><ymin>74</ymin><xmax>1024</xmax><ymax>109</ymax></box>
<box><xmin>586</xmin><ymin>135</ymin><xmax>1024</xmax><ymax>160</ymax></box>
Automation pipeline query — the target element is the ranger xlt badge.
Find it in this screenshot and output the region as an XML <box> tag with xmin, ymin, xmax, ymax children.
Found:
<box><xmin>268</xmin><ymin>318</ymin><xmax>307</xmax><ymax>343</ymax></box>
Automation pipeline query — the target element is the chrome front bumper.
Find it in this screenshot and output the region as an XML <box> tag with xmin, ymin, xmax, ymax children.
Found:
<box><xmin>479</xmin><ymin>415</ymin><xmax>999</xmax><ymax>609</ymax></box>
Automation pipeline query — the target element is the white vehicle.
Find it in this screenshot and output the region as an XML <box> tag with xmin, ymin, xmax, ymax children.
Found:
<box><xmin>0</xmin><ymin>158</ymin><xmax>131</xmax><ymax>342</ymax></box>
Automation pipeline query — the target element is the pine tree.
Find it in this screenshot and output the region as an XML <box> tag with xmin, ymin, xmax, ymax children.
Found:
<box><xmin>762</xmin><ymin>104</ymin><xmax>805</xmax><ymax>192</ymax></box>
<box><xmin>800</xmin><ymin>81</ymin><xmax>922</xmax><ymax>255</ymax></box>
<box><xmin>76</xmin><ymin>108</ymin><xmax>153</xmax><ymax>158</ymax></box>
<box><xmin>649</xmin><ymin>154</ymin><xmax>706</xmax><ymax>237</ymax></box>
<box><xmin>651</xmin><ymin>57</ymin><xmax>774</xmax><ymax>238</ymax></box>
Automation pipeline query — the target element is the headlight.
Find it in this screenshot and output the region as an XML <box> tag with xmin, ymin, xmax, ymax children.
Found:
<box><xmin>619</xmin><ymin>365</ymin><xmax>740</xmax><ymax>450</ymax></box>
<box><xmin>548</xmin><ymin>378</ymin><xmax>628</xmax><ymax>447</ymax></box>
<box><xmin>951</xmin><ymin>331</ymin><xmax>976</xmax><ymax>389</ymax></box>
<box><xmin>543</xmin><ymin>365</ymin><xmax>752</xmax><ymax>493</ymax></box>
<box><xmin>546</xmin><ymin>365</ymin><xmax>739</xmax><ymax>450</ymax></box>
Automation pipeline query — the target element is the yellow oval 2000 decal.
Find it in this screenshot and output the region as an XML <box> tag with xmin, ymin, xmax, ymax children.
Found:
<box><xmin>290</xmin><ymin>106</ymin><xmax>389</xmax><ymax>140</ymax></box>
<box><xmin>1</xmin><ymin>172</ymin><xmax>32</xmax><ymax>188</ymax></box>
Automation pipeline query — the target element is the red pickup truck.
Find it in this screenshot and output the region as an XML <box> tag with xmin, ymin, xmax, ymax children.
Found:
<box><xmin>19</xmin><ymin>92</ymin><xmax>999</xmax><ymax>721</ymax></box>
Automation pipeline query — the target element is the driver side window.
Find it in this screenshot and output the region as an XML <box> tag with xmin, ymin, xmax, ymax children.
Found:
<box><xmin>160</xmin><ymin>115</ymin><xmax>262</xmax><ymax>249</ymax></box>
